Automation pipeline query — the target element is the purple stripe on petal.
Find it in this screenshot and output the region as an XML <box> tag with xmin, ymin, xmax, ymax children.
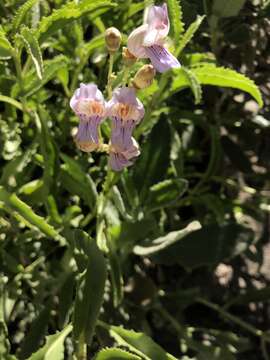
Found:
<box><xmin>75</xmin><ymin>116</ymin><xmax>102</xmax><ymax>146</ymax></box>
<box><xmin>144</xmin><ymin>45</ymin><xmax>180</xmax><ymax>73</ymax></box>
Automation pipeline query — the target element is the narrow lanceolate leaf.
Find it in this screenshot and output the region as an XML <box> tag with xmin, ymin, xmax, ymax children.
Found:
<box><xmin>0</xmin><ymin>95</ymin><xmax>23</xmax><ymax>111</ymax></box>
<box><xmin>98</xmin><ymin>322</ymin><xmax>178</xmax><ymax>360</ymax></box>
<box><xmin>151</xmin><ymin>223</ymin><xmax>254</xmax><ymax>269</ymax></box>
<box><xmin>73</xmin><ymin>230</ymin><xmax>107</xmax><ymax>346</ymax></box>
<box><xmin>11</xmin><ymin>0</ymin><xmax>40</xmax><ymax>33</ymax></box>
<box><xmin>20</xmin><ymin>26</ymin><xmax>43</xmax><ymax>79</ymax></box>
<box><xmin>172</xmin><ymin>65</ymin><xmax>263</xmax><ymax>107</ymax></box>
<box><xmin>179</xmin><ymin>67</ymin><xmax>202</xmax><ymax>104</ymax></box>
<box><xmin>167</xmin><ymin>0</ymin><xmax>184</xmax><ymax>44</ymax></box>
<box><xmin>176</xmin><ymin>16</ymin><xmax>205</xmax><ymax>56</ymax></box>
<box><xmin>36</xmin><ymin>0</ymin><xmax>115</xmax><ymax>42</ymax></box>
<box><xmin>0</xmin><ymin>186</ymin><xmax>63</xmax><ymax>242</ymax></box>
<box><xmin>26</xmin><ymin>324</ymin><xmax>72</xmax><ymax>360</ymax></box>
<box><xmin>94</xmin><ymin>348</ymin><xmax>141</xmax><ymax>360</ymax></box>
<box><xmin>0</xmin><ymin>26</ymin><xmax>14</xmax><ymax>59</ymax></box>
<box><xmin>133</xmin><ymin>221</ymin><xmax>201</xmax><ymax>256</ymax></box>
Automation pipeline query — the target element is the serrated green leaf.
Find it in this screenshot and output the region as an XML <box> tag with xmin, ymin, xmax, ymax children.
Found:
<box><xmin>36</xmin><ymin>0</ymin><xmax>115</xmax><ymax>42</ymax></box>
<box><xmin>11</xmin><ymin>0</ymin><xmax>40</xmax><ymax>33</ymax></box>
<box><xmin>133</xmin><ymin>221</ymin><xmax>201</xmax><ymax>256</ymax></box>
<box><xmin>98</xmin><ymin>323</ymin><xmax>177</xmax><ymax>360</ymax></box>
<box><xmin>176</xmin><ymin>15</ymin><xmax>205</xmax><ymax>56</ymax></box>
<box><xmin>0</xmin><ymin>186</ymin><xmax>64</xmax><ymax>243</ymax></box>
<box><xmin>94</xmin><ymin>348</ymin><xmax>141</xmax><ymax>360</ymax></box>
<box><xmin>73</xmin><ymin>230</ymin><xmax>107</xmax><ymax>346</ymax></box>
<box><xmin>26</xmin><ymin>324</ymin><xmax>72</xmax><ymax>360</ymax></box>
<box><xmin>212</xmin><ymin>0</ymin><xmax>246</xmax><ymax>17</ymax></box>
<box><xmin>172</xmin><ymin>65</ymin><xmax>263</xmax><ymax>107</ymax></box>
<box><xmin>167</xmin><ymin>0</ymin><xmax>185</xmax><ymax>44</ymax></box>
<box><xmin>20</xmin><ymin>26</ymin><xmax>43</xmax><ymax>80</ymax></box>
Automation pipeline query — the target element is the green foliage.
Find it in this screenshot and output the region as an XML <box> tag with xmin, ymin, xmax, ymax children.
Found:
<box><xmin>176</xmin><ymin>15</ymin><xmax>205</xmax><ymax>55</ymax></box>
<box><xmin>172</xmin><ymin>65</ymin><xmax>263</xmax><ymax>107</ymax></box>
<box><xmin>212</xmin><ymin>0</ymin><xmax>246</xmax><ymax>17</ymax></box>
<box><xmin>11</xmin><ymin>0</ymin><xmax>40</xmax><ymax>33</ymax></box>
<box><xmin>167</xmin><ymin>0</ymin><xmax>185</xmax><ymax>44</ymax></box>
<box><xmin>0</xmin><ymin>1</ymin><xmax>267</xmax><ymax>359</ymax></box>
<box><xmin>73</xmin><ymin>230</ymin><xmax>107</xmax><ymax>346</ymax></box>
<box><xmin>26</xmin><ymin>325</ymin><xmax>72</xmax><ymax>360</ymax></box>
<box><xmin>0</xmin><ymin>26</ymin><xmax>13</xmax><ymax>59</ymax></box>
<box><xmin>94</xmin><ymin>348</ymin><xmax>141</xmax><ymax>359</ymax></box>
<box><xmin>19</xmin><ymin>27</ymin><xmax>43</xmax><ymax>80</ymax></box>
<box><xmin>36</xmin><ymin>0</ymin><xmax>116</xmax><ymax>42</ymax></box>
<box><xmin>100</xmin><ymin>323</ymin><xmax>177</xmax><ymax>360</ymax></box>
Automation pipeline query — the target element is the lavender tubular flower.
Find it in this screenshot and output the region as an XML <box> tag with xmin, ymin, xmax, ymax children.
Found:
<box><xmin>70</xmin><ymin>83</ymin><xmax>106</xmax><ymax>152</ymax></box>
<box><xmin>127</xmin><ymin>3</ymin><xmax>181</xmax><ymax>73</ymax></box>
<box><xmin>107</xmin><ymin>87</ymin><xmax>144</xmax><ymax>171</ymax></box>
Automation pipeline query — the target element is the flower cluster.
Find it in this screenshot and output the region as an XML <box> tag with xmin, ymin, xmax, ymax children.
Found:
<box><xmin>70</xmin><ymin>3</ymin><xmax>180</xmax><ymax>172</ymax></box>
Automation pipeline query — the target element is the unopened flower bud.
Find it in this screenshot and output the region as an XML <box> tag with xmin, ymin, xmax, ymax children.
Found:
<box><xmin>122</xmin><ymin>47</ymin><xmax>137</xmax><ymax>67</ymax></box>
<box><xmin>132</xmin><ymin>64</ymin><xmax>156</xmax><ymax>90</ymax></box>
<box><xmin>105</xmin><ymin>27</ymin><xmax>122</xmax><ymax>53</ymax></box>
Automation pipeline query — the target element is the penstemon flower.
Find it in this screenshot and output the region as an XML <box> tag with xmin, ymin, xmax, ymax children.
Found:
<box><xmin>107</xmin><ymin>87</ymin><xmax>144</xmax><ymax>171</ymax></box>
<box><xmin>127</xmin><ymin>3</ymin><xmax>180</xmax><ymax>73</ymax></box>
<box><xmin>70</xmin><ymin>83</ymin><xmax>106</xmax><ymax>152</ymax></box>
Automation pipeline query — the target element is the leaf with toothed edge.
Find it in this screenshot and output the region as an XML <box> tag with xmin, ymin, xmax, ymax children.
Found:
<box><xmin>94</xmin><ymin>347</ymin><xmax>141</xmax><ymax>360</ymax></box>
<box><xmin>172</xmin><ymin>65</ymin><xmax>263</xmax><ymax>108</ymax></box>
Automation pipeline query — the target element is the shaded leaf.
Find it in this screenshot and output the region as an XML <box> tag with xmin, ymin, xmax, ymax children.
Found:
<box><xmin>146</xmin><ymin>178</ymin><xmax>188</xmax><ymax>211</ymax></box>
<box><xmin>133</xmin><ymin>221</ymin><xmax>201</xmax><ymax>256</ymax></box>
<box><xmin>151</xmin><ymin>223</ymin><xmax>254</xmax><ymax>269</ymax></box>
<box><xmin>212</xmin><ymin>0</ymin><xmax>246</xmax><ymax>17</ymax></box>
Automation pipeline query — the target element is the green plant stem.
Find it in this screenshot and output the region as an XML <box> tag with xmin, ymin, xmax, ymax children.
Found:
<box><xmin>76</xmin><ymin>333</ymin><xmax>87</xmax><ymax>360</ymax></box>
<box><xmin>122</xmin><ymin>66</ymin><xmax>129</xmax><ymax>87</ymax></box>
<box><xmin>197</xmin><ymin>297</ymin><xmax>270</xmax><ymax>342</ymax></box>
<box><xmin>12</xmin><ymin>50</ymin><xmax>29</xmax><ymax>114</ymax></box>
<box><xmin>107</xmin><ymin>52</ymin><xmax>114</xmax><ymax>98</ymax></box>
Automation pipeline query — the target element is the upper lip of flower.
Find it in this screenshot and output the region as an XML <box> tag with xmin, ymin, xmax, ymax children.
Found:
<box><xmin>75</xmin><ymin>99</ymin><xmax>106</xmax><ymax>118</ymax></box>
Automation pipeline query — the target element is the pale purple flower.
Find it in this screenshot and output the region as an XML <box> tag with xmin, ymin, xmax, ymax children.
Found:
<box><xmin>127</xmin><ymin>3</ymin><xmax>180</xmax><ymax>73</ymax></box>
<box><xmin>109</xmin><ymin>135</ymin><xmax>140</xmax><ymax>172</ymax></box>
<box><xmin>107</xmin><ymin>87</ymin><xmax>144</xmax><ymax>171</ymax></box>
<box><xmin>70</xmin><ymin>83</ymin><xmax>106</xmax><ymax>152</ymax></box>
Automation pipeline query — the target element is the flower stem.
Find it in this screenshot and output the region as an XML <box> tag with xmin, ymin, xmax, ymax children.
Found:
<box><xmin>197</xmin><ymin>297</ymin><xmax>270</xmax><ymax>342</ymax></box>
<box><xmin>107</xmin><ymin>53</ymin><xmax>114</xmax><ymax>98</ymax></box>
<box><xmin>76</xmin><ymin>334</ymin><xmax>87</xmax><ymax>360</ymax></box>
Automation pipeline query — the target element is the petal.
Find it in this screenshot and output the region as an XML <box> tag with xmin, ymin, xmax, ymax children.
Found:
<box><xmin>144</xmin><ymin>3</ymin><xmax>169</xmax><ymax>43</ymax></box>
<box><xmin>127</xmin><ymin>24</ymin><xmax>148</xmax><ymax>58</ymax></box>
<box><xmin>144</xmin><ymin>45</ymin><xmax>180</xmax><ymax>73</ymax></box>
<box><xmin>109</xmin><ymin>153</ymin><xmax>131</xmax><ymax>171</ymax></box>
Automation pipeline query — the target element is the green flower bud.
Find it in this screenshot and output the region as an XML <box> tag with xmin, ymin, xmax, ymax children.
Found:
<box><xmin>132</xmin><ymin>64</ymin><xmax>156</xmax><ymax>90</ymax></box>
